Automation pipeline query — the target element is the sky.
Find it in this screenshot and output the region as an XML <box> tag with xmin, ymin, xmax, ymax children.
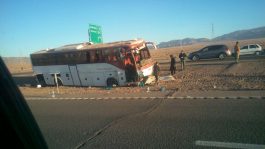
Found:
<box><xmin>1</xmin><ymin>0</ymin><xmax>265</xmax><ymax>57</ymax></box>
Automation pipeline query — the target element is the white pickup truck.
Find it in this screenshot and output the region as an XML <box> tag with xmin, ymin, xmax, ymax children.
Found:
<box><xmin>239</xmin><ymin>44</ymin><xmax>263</xmax><ymax>55</ymax></box>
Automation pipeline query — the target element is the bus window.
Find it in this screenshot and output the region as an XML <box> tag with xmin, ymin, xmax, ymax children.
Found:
<box><xmin>102</xmin><ymin>48</ymin><xmax>121</xmax><ymax>62</ymax></box>
<box><xmin>119</xmin><ymin>48</ymin><xmax>126</xmax><ymax>60</ymax></box>
<box><xmin>111</xmin><ymin>48</ymin><xmax>120</xmax><ymax>62</ymax></box>
<box><xmin>113</xmin><ymin>48</ymin><xmax>120</xmax><ymax>61</ymax></box>
<box><xmin>124</xmin><ymin>53</ymin><xmax>132</xmax><ymax>65</ymax></box>
<box><xmin>140</xmin><ymin>48</ymin><xmax>150</xmax><ymax>59</ymax></box>
<box><xmin>133</xmin><ymin>50</ymin><xmax>140</xmax><ymax>64</ymax></box>
<box><xmin>76</xmin><ymin>52</ymin><xmax>86</xmax><ymax>64</ymax></box>
<box><xmin>90</xmin><ymin>50</ymin><xmax>103</xmax><ymax>63</ymax></box>
<box><xmin>102</xmin><ymin>49</ymin><xmax>108</xmax><ymax>61</ymax></box>
<box><xmin>90</xmin><ymin>51</ymin><xmax>96</xmax><ymax>63</ymax></box>
<box><xmin>95</xmin><ymin>51</ymin><xmax>100</xmax><ymax>62</ymax></box>
<box><xmin>86</xmin><ymin>52</ymin><xmax>90</xmax><ymax>63</ymax></box>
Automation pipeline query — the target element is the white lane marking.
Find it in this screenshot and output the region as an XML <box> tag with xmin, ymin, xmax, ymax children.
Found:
<box><xmin>167</xmin><ymin>96</ymin><xmax>174</xmax><ymax>99</ymax></box>
<box><xmin>206</xmin><ymin>97</ymin><xmax>215</xmax><ymax>99</ymax></box>
<box><xmin>195</xmin><ymin>140</ymin><xmax>265</xmax><ymax>149</ymax></box>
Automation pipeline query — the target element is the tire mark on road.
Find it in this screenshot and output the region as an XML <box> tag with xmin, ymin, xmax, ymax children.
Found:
<box><xmin>74</xmin><ymin>98</ymin><xmax>164</xmax><ymax>149</ymax></box>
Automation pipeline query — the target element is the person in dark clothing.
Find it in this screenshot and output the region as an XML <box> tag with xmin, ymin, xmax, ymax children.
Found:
<box><xmin>153</xmin><ymin>62</ymin><xmax>160</xmax><ymax>83</ymax></box>
<box><xmin>234</xmin><ymin>41</ymin><xmax>240</xmax><ymax>63</ymax></box>
<box><xmin>179</xmin><ymin>50</ymin><xmax>187</xmax><ymax>71</ymax></box>
<box><xmin>170</xmin><ymin>55</ymin><xmax>176</xmax><ymax>75</ymax></box>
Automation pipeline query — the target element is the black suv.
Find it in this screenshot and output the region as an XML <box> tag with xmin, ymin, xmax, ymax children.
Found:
<box><xmin>188</xmin><ymin>45</ymin><xmax>231</xmax><ymax>61</ymax></box>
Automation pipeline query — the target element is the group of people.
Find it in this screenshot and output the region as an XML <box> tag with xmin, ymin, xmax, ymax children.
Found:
<box><xmin>153</xmin><ymin>41</ymin><xmax>241</xmax><ymax>84</ymax></box>
<box><xmin>152</xmin><ymin>50</ymin><xmax>187</xmax><ymax>83</ymax></box>
<box><xmin>169</xmin><ymin>50</ymin><xmax>187</xmax><ymax>75</ymax></box>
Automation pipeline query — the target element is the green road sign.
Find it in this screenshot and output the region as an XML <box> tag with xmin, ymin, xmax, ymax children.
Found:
<box><xmin>88</xmin><ymin>24</ymin><xmax>103</xmax><ymax>43</ymax></box>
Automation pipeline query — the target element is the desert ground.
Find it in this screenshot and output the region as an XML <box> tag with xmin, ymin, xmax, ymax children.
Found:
<box><xmin>3</xmin><ymin>38</ymin><xmax>265</xmax><ymax>97</ymax></box>
<box><xmin>151</xmin><ymin>38</ymin><xmax>265</xmax><ymax>59</ymax></box>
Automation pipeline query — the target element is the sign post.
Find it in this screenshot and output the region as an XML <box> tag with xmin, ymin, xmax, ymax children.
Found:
<box><xmin>54</xmin><ymin>73</ymin><xmax>59</xmax><ymax>94</ymax></box>
<box><xmin>88</xmin><ymin>24</ymin><xmax>103</xmax><ymax>43</ymax></box>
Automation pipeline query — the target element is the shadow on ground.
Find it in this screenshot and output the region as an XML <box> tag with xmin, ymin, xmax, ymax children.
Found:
<box><xmin>13</xmin><ymin>76</ymin><xmax>37</xmax><ymax>87</ymax></box>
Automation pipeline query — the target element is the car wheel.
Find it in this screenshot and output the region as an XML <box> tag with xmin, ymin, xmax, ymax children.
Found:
<box><xmin>192</xmin><ymin>55</ymin><xmax>199</xmax><ymax>61</ymax></box>
<box><xmin>107</xmin><ymin>78</ymin><xmax>118</xmax><ymax>87</ymax></box>
<box><xmin>219</xmin><ymin>53</ymin><xmax>226</xmax><ymax>60</ymax></box>
<box><xmin>255</xmin><ymin>51</ymin><xmax>260</xmax><ymax>55</ymax></box>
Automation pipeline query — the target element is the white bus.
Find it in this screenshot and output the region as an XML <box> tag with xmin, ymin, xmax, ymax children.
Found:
<box><xmin>30</xmin><ymin>39</ymin><xmax>156</xmax><ymax>87</ymax></box>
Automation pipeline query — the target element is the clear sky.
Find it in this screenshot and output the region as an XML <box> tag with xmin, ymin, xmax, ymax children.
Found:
<box><xmin>1</xmin><ymin>0</ymin><xmax>265</xmax><ymax>57</ymax></box>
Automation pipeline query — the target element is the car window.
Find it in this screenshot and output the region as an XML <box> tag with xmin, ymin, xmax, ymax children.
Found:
<box><xmin>250</xmin><ymin>45</ymin><xmax>257</xmax><ymax>48</ymax></box>
<box><xmin>241</xmin><ymin>46</ymin><xmax>248</xmax><ymax>49</ymax></box>
<box><xmin>202</xmin><ymin>47</ymin><xmax>208</xmax><ymax>52</ymax></box>
<box><xmin>209</xmin><ymin>46</ymin><xmax>222</xmax><ymax>51</ymax></box>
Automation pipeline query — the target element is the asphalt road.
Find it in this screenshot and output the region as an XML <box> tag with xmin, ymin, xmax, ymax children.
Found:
<box><xmin>27</xmin><ymin>98</ymin><xmax>265</xmax><ymax>149</ymax></box>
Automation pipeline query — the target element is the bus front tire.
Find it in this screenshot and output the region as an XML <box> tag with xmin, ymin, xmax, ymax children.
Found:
<box><xmin>107</xmin><ymin>78</ymin><xmax>118</xmax><ymax>87</ymax></box>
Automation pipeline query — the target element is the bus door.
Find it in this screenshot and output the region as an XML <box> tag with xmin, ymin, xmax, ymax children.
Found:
<box><xmin>69</xmin><ymin>65</ymin><xmax>81</xmax><ymax>86</ymax></box>
<box><xmin>124</xmin><ymin>52</ymin><xmax>137</xmax><ymax>82</ymax></box>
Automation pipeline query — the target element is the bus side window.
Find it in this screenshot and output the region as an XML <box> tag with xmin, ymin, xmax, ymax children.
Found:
<box><xmin>90</xmin><ymin>50</ymin><xmax>102</xmax><ymax>63</ymax></box>
<box><xmin>95</xmin><ymin>52</ymin><xmax>100</xmax><ymax>62</ymax></box>
<box><xmin>120</xmin><ymin>48</ymin><xmax>125</xmax><ymax>60</ymax></box>
<box><xmin>90</xmin><ymin>51</ymin><xmax>96</xmax><ymax>63</ymax></box>
<box><xmin>111</xmin><ymin>49</ymin><xmax>119</xmax><ymax>62</ymax></box>
<box><xmin>95</xmin><ymin>50</ymin><xmax>103</xmax><ymax>62</ymax></box>
<box><xmin>115</xmin><ymin>48</ymin><xmax>123</xmax><ymax>61</ymax></box>
<box><xmin>86</xmin><ymin>52</ymin><xmax>90</xmax><ymax>63</ymax></box>
<box><xmin>140</xmin><ymin>50</ymin><xmax>144</xmax><ymax>59</ymax></box>
<box><xmin>134</xmin><ymin>53</ymin><xmax>140</xmax><ymax>63</ymax></box>
<box><xmin>103</xmin><ymin>49</ymin><xmax>109</xmax><ymax>62</ymax></box>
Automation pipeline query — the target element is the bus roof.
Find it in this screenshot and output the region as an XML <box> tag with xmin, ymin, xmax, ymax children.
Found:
<box><xmin>31</xmin><ymin>39</ymin><xmax>145</xmax><ymax>55</ymax></box>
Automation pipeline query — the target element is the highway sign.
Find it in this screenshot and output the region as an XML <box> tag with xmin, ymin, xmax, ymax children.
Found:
<box><xmin>88</xmin><ymin>24</ymin><xmax>103</xmax><ymax>43</ymax></box>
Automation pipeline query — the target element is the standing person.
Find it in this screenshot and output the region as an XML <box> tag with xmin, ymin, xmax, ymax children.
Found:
<box><xmin>153</xmin><ymin>62</ymin><xmax>160</xmax><ymax>84</ymax></box>
<box><xmin>179</xmin><ymin>50</ymin><xmax>187</xmax><ymax>71</ymax></box>
<box><xmin>170</xmin><ymin>55</ymin><xmax>176</xmax><ymax>75</ymax></box>
<box><xmin>234</xmin><ymin>41</ymin><xmax>240</xmax><ymax>63</ymax></box>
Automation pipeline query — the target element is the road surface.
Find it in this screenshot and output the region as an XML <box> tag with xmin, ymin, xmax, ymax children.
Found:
<box><xmin>27</xmin><ymin>97</ymin><xmax>265</xmax><ymax>149</ymax></box>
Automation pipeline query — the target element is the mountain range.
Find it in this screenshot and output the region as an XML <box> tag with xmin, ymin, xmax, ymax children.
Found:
<box><xmin>157</xmin><ymin>26</ymin><xmax>265</xmax><ymax>48</ymax></box>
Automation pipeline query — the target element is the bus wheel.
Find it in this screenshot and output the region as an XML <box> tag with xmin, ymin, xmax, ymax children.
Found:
<box><xmin>107</xmin><ymin>78</ymin><xmax>118</xmax><ymax>87</ymax></box>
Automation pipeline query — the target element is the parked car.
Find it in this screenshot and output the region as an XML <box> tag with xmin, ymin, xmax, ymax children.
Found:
<box><xmin>188</xmin><ymin>45</ymin><xmax>231</xmax><ymax>61</ymax></box>
<box><xmin>238</xmin><ymin>44</ymin><xmax>262</xmax><ymax>55</ymax></box>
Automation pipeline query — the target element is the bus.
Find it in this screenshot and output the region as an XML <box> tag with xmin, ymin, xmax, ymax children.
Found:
<box><xmin>30</xmin><ymin>39</ymin><xmax>156</xmax><ymax>87</ymax></box>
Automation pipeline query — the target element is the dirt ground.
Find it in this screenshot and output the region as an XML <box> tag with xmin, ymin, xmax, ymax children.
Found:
<box><xmin>4</xmin><ymin>38</ymin><xmax>265</xmax><ymax>97</ymax></box>
<box><xmin>158</xmin><ymin>60</ymin><xmax>265</xmax><ymax>91</ymax></box>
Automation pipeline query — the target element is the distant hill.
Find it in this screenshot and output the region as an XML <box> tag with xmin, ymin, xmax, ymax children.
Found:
<box><xmin>157</xmin><ymin>26</ymin><xmax>265</xmax><ymax>48</ymax></box>
<box><xmin>157</xmin><ymin>38</ymin><xmax>210</xmax><ymax>48</ymax></box>
<box><xmin>213</xmin><ymin>26</ymin><xmax>265</xmax><ymax>41</ymax></box>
